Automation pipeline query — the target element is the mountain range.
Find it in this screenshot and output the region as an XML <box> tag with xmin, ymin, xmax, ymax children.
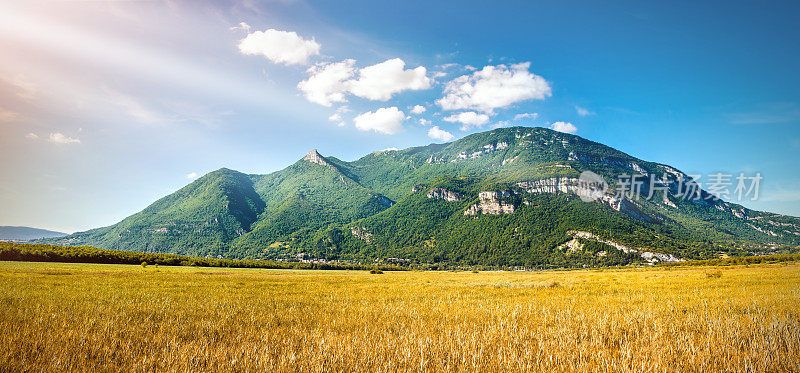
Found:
<box><xmin>1</xmin><ymin>226</ymin><xmax>67</xmax><ymax>241</ymax></box>
<box><xmin>41</xmin><ymin>127</ymin><xmax>800</xmax><ymax>268</ymax></box>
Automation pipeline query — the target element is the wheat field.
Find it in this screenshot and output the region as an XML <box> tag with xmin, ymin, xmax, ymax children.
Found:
<box><xmin>1</xmin><ymin>261</ymin><xmax>798</xmax><ymax>372</ymax></box>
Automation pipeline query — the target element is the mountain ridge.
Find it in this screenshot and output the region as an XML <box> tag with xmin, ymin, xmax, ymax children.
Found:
<box><xmin>0</xmin><ymin>226</ymin><xmax>67</xmax><ymax>241</ymax></box>
<box><xmin>41</xmin><ymin>126</ymin><xmax>800</xmax><ymax>267</ymax></box>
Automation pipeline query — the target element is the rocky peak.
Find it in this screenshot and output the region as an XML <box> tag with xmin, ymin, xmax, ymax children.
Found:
<box><xmin>303</xmin><ymin>149</ymin><xmax>330</xmax><ymax>166</ymax></box>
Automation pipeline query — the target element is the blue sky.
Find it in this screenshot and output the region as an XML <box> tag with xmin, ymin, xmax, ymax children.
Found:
<box><xmin>0</xmin><ymin>0</ymin><xmax>798</xmax><ymax>233</ymax></box>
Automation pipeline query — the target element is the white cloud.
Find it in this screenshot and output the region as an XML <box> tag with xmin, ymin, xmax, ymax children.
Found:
<box><xmin>575</xmin><ymin>106</ymin><xmax>593</xmax><ymax>116</ymax></box>
<box><xmin>419</xmin><ymin>118</ymin><xmax>431</xmax><ymax>126</ymax></box>
<box><xmin>297</xmin><ymin>60</ymin><xmax>356</xmax><ymax>106</ymax></box>
<box><xmin>411</xmin><ymin>105</ymin><xmax>426</xmax><ymax>114</ymax></box>
<box><xmin>347</xmin><ymin>58</ymin><xmax>431</xmax><ymax>101</ymax></box>
<box><xmin>230</xmin><ymin>22</ymin><xmax>251</xmax><ymax>32</ymax></box>
<box><xmin>353</xmin><ymin>107</ymin><xmax>405</xmax><ymax>134</ymax></box>
<box><xmin>437</xmin><ymin>62</ymin><xmax>551</xmax><ymax>114</ymax></box>
<box><xmin>549</xmin><ymin>121</ymin><xmax>577</xmax><ymax>134</ymax></box>
<box><xmin>238</xmin><ymin>29</ymin><xmax>321</xmax><ymax>65</ymax></box>
<box><xmin>298</xmin><ymin>59</ymin><xmax>431</xmax><ymax>106</ymax></box>
<box><xmin>48</xmin><ymin>132</ymin><xmax>80</xmax><ymax>144</ymax></box>
<box><xmin>328</xmin><ymin>112</ymin><xmax>345</xmax><ymax>127</ymax></box>
<box><xmin>25</xmin><ymin>133</ymin><xmax>38</xmax><ymax>140</ymax></box>
<box><xmin>490</xmin><ymin>120</ymin><xmax>511</xmax><ymax>129</ymax></box>
<box><xmin>428</xmin><ymin>126</ymin><xmax>454</xmax><ymax>142</ymax></box>
<box><xmin>513</xmin><ymin>112</ymin><xmax>538</xmax><ymax>121</ymax></box>
<box><xmin>186</xmin><ymin>172</ymin><xmax>198</xmax><ymax>179</ymax></box>
<box><xmin>443</xmin><ymin>111</ymin><xmax>490</xmax><ymax>130</ymax></box>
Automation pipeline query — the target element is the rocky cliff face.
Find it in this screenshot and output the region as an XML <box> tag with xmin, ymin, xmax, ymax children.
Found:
<box><xmin>464</xmin><ymin>191</ymin><xmax>515</xmax><ymax>215</ymax></box>
<box><xmin>569</xmin><ymin>231</ymin><xmax>681</xmax><ymax>264</ymax></box>
<box><xmin>516</xmin><ymin>177</ymin><xmax>654</xmax><ymax>222</ymax></box>
<box><xmin>303</xmin><ymin>149</ymin><xmax>331</xmax><ymax>166</ymax></box>
<box><xmin>426</xmin><ymin>188</ymin><xmax>464</xmax><ymax>202</ymax></box>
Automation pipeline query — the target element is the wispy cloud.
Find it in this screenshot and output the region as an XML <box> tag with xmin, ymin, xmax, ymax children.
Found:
<box><xmin>575</xmin><ymin>105</ymin><xmax>594</xmax><ymax>116</ymax></box>
<box><xmin>729</xmin><ymin>102</ymin><xmax>800</xmax><ymax>125</ymax></box>
<box><xmin>0</xmin><ymin>107</ymin><xmax>20</xmax><ymax>123</ymax></box>
<box><xmin>513</xmin><ymin>112</ymin><xmax>538</xmax><ymax>121</ymax></box>
<box><xmin>48</xmin><ymin>132</ymin><xmax>80</xmax><ymax>144</ymax></box>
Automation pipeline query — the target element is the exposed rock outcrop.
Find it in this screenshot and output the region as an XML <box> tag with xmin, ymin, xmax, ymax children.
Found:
<box><xmin>464</xmin><ymin>191</ymin><xmax>515</xmax><ymax>215</ymax></box>
<box><xmin>350</xmin><ymin>226</ymin><xmax>373</xmax><ymax>243</ymax></box>
<box><xmin>303</xmin><ymin>149</ymin><xmax>331</xmax><ymax>166</ymax></box>
<box><xmin>516</xmin><ymin>177</ymin><xmax>655</xmax><ymax>223</ymax></box>
<box><xmin>568</xmin><ymin>231</ymin><xmax>682</xmax><ymax>264</ymax></box>
<box><xmin>427</xmin><ymin>188</ymin><xmax>464</xmax><ymax>202</ymax></box>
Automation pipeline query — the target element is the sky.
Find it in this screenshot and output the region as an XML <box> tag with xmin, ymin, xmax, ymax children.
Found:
<box><xmin>1</xmin><ymin>0</ymin><xmax>799</xmax><ymax>233</ymax></box>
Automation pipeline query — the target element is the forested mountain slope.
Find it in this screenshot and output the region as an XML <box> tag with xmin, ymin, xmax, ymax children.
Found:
<box><xmin>43</xmin><ymin>127</ymin><xmax>800</xmax><ymax>267</ymax></box>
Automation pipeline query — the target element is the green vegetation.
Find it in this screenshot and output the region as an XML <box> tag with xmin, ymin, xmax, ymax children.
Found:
<box><xmin>0</xmin><ymin>242</ymin><xmax>402</xmax><ymax>271</ymax></box>
<box><xmin>40</xmin><ymin>127</ymin><xmax>800</xmax><ymax>267</ymax></box>
<box><xmin>660</xmin><ymin>252</ymin><xmax>800</xmax><ymax>267</ymax></box>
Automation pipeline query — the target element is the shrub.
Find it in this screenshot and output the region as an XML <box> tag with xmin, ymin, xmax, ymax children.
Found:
<box><xmin>141</xmin><ymin>262</ymin><xmax>148</xmax><ymax>268</ymax></box>
<box><xmin>370</xmin><ymin>269</ymin><xmax>384</xmax><ymax>274</ymax></box>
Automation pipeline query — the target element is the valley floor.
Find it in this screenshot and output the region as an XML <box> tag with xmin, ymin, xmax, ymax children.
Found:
<box><xmin>1</xmin><ymin>261</ymin><xmax>798</xmax><ymax>372</ymax></box>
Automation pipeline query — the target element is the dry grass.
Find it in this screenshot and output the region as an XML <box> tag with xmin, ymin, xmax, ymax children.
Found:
<box><xmin>1</xmin><ymin>261</ymin><xmax>799</xmax><ymax>372</ymax></box>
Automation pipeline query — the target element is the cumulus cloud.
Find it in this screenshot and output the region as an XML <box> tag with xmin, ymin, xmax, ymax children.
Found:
<box><xmin>186</xmin><ymin>172</ymin><xmax>198</xmax><ymax>179</ymax></box>
<box><xmin>428</xmin><ymin>126</ymin><xmax>454</xmax><ymax>142</ymax></box>
<box><xmin>513</xmin><ymin>112</ymin><xmax>538</xmax><ymax>121</ymax></box>
<box><xmin>443</xmin><ymin>111</ymin><xmax>490</xmax><ymax>130</ymax></box>
<box><xmin>298</xmin><ymin>58</ymin><xmax>431</xmax><ymax>106</ymax></box>
<box><xmin>48</xmin><ymin>132</ymin><xmax>80</xmax><ymax>144</ymax></box>
<box><xmin>297</xmin><ymin>59</ymin><xmax>356</xmax><ymax>106</ymax></box>
<box><xmin>575</xmin><ymin>106</ymin><xmax>593</xmax><ymax>116</ymax></box>
<box><xmin>419</xmin><ymin>118</ymin><xmax>431</xmax><ymax>126</ymax></box>
<box><xmin>549</xmin><ymin>121</ymin><xmax>577</xmax><ymax>134</ymax></box>
<box><xmin>353</xmin><ymin>107</ymin><xmax>405</xmax><ymax>134</ymax></box>
<box><xmin>347</xmin><ymin>58</ymin><xmax>431</xmax><ymax>101</ymax></box>
<box><xmin>437</xmin><ymin>62</ymin><xmax>551</xmax><ymax>114</ymax></box>
<box><xmin>411</xmin><ymin>105</ymin><xmax>426</xmax><ymax>114</ymax></box>
<box><xmin>238</xmin><ymin>29</ymin><xmax>321</xmax><ymax>65</ymax></box>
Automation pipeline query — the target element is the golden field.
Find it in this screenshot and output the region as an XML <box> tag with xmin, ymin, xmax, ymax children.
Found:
<box><xmin>1</xmin><ymin>261</ymin><xmax>798</xmax><ymax>372</ymax></box>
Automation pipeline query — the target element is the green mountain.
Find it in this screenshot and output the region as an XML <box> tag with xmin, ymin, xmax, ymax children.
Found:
<box><xmin>0</xmin><ymin>226</ymin><xmax>67</xmax><ymax>241</ymax></box>
<box><xmin>43</xmin><ymin>127</ymin><xmax>800</xmax><ymax>267</ymax></box>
